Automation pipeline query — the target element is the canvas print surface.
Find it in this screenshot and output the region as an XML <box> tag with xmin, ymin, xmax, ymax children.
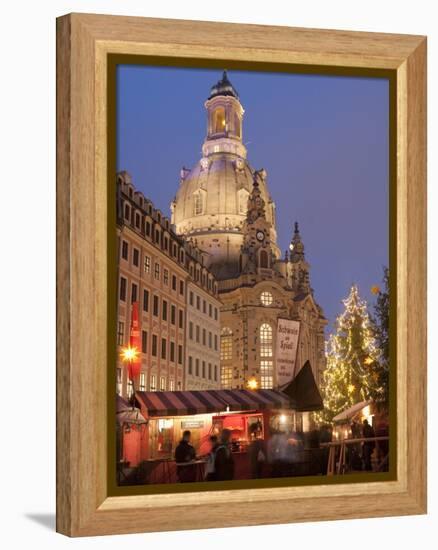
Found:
<box><xmin>114</xmin><ymin>67</ymin><xmax>390</xmax><ymax>487</ymax></box>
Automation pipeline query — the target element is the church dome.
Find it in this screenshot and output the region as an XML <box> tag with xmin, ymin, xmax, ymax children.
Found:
<box><xmin>171</xmin><ymin>72</ymin><xmax>280</xmax><ymax>277</ymax></box>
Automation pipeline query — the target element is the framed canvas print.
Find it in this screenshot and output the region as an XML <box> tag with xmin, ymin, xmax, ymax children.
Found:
<box><xmin>56</xmin><ymin>13</ymin><xmax>427</xmax><ymax>536</ymax></box>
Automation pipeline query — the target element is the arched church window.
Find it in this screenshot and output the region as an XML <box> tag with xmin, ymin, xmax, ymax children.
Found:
<box><xmin>234</xmin><ymin>112</ymin><xmax>241</xmax><ymax>138</ymax></box>
<box><xmin>213</xmin><ymin>107</ymin><xmax>226</xmax><ymax>133</ymax></box>
<box><xmin>260</xmin><ymin>291</ymin><xmax>273</xmax><ymax>306</ymax></box>
<box><xmin>260</xmin><ymin>323</ymin><xmax>274</xmax><ymax>389</ymax></box>
<box><xmin>194</xmin><ymin>192</ymin><xmax>203</xmax><ymax>216</ymax></box>
<box><xmin>220</xmin><ymin>327</ymin><xmax>233</xmax><ymax>361</ymax></box>
<box><xmin>259</xmin><ymin>249</ymin><xmax>269</xmax><ymax>268</ymax></box>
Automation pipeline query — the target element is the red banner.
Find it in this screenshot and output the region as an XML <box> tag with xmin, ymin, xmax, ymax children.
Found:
<box><xmin>128</xmin><ymin>301</ymin><xmax>141</xmax><ymax>380</ymax></box>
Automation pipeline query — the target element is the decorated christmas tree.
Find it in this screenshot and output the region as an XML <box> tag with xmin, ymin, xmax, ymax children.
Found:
<box><xmin>319</xmin><ymin>284</ymin><xmax>382</xmax><ymax>423</ymax></box>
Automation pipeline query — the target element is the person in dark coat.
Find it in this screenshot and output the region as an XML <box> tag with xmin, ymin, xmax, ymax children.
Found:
<box><xmin>362</xmin><ymin>419</ymin><xmax>376</xmax><ymax>471</ymax></box>
<box><xmin>214</xmin><ymin>429</ymin><xmax>235</xmax><ymax>481</ymax></box>
<box><xmin>248</xmin><ymin>437</ymin><xmax>266</xmax><ymax>479</ymax></box>
<box><xmin>175</xmin><ymin>430</ymin><xmax>196</xmax><ymax>482</ymax></box>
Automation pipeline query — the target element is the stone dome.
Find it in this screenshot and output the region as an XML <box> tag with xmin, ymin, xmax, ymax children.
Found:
<box><xmin>170</xmin><ymin>72</ymin><xmax>280</xmax><ymax>278</ymax></box>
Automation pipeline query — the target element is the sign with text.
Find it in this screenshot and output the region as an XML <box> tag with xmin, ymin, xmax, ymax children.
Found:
<box><xmin>276</xmin><ymin>318</ymin><xmax>300</xmax><ymax>387</ymax></box>
<box><xmin>181</xmin><ymin>420</ymin><xmax>204</xmax><ymax>430</ymax></box>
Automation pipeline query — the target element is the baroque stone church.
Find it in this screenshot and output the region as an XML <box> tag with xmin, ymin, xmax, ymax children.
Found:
<box><xmin>171</xmin><ymin>71</ymin><xmax>327</xmax><ymax>390</ymax></box>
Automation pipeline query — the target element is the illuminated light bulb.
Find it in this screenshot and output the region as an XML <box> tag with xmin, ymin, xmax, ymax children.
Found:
<box><xmin>121</xmin><ymin>346</ymin><xmax>139</xmax><ymax>362</ymax></box>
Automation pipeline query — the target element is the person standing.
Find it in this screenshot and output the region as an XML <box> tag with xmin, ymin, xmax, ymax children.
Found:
<box><xmin>175</xmin><ymin>430</ymin><xmax>196</xmax><ymax>482</ymax></box>
<box><xmin>248</xmin><ymin>437</ymin><xmax>266</xmax><ymax>479</ymax></box>
<box><xmin>362</xmin><ymin>419</ymin><xmax>376</xmax><ymax>471</ymax></box>
<box><xmin>204</xmin><ymin>435</ymin><xmax>219</xmax><ymax>481</ymax></box>
<box><xmin>214</xmin><ymin>429</ymin><xmax>235</xmax><ymax>481</ymax></box>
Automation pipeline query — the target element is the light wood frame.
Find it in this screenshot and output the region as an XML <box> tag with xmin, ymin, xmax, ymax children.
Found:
<box><xmin>56</xmin><ymin>13</ymin><xmax>427</xmax><ymax>536</ymax></box>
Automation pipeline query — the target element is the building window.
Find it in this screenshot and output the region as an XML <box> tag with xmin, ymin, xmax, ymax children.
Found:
<box><xmin>189</xmin><ymin>321</ymin><xmax>193</xmax><ymax>340</ymax></box>
<box><xmin>260</xmin><ymin>323</ymin><xmax>274</xmax><ymax>389</ymax></box>
<box><xmin>144</xmin><ymin>255</ymin><xmax>151</xmax><ymax>273</ymax></box>
<box><xmin>178</xmin><ymin>345</ymin><xmax>183</xmax><ymax>365</ymax></box>
<box><xmin>208</xmin><ymin>331</ymin><xmax>212</xmax><ymax>348</ymax></box>
<box><xmin>133</xmin><ymin>248</ymin><xmax>139</xmax><ymax>267</ymax></box>
<box><xmin>202</xmin><ymin>328</ymin><xmax>206</xmax><ymax>346</ymax></box>
<box><xmin>214</xmin><ymin>364</ymin><xmax>218</xmax><ymax>381</ymax></box>
<box><xmin>221</xmin><ymin>366</ymin><xmax>233</xmax><ymax>389</ymax></box>
<box><xmin>141</xmin><ymin>330</ymin><xmax>148</xmax><ymax>353</ymax></box>
<box><xmin>119</xmin><ymin>277</ymin><xmax>127</xmax><ymax>301</ymax></box>
<box><xmin>117</xmin><ymin>322</ymin><xmax>124</xmax><ymax>345</ymax></box>
<box><xmin>163</xmin><ymin>268</ymin><xmax>169</xmax><ymax>285</ymax></box>
<box><xmin>189</xmin><ymin>291</ymin><xmax>194</xmax><ymax>306</ymax></box>
<box><xmin>194</xmin><ymin>192</ymin><xmax>203</xmax><ymax>216</ymax></box>
<box><xmin>171</xmin><ymin>305</ymin><xmax>176</xmax><ymax>325</ymax></box>
<box><xmin>160</xmin><ymin>377</ymin><xmax>166</xmax><ymax>391</ymax></box>
<box><xmin>208</xmin><ymin>363</ymin><xmax>212</xmax><ymax>380</ymax></box>
<box><xmin>170</xmin><ymin>341</ymin><xmax>175</xmax><ymax>362</ymax></box>
<box><xmin>196</xmin><ymin>296</ymin><xmax>201</xmax><ymax>310</ymax></box>
<box><xmin>196</xmin><ymin>325</ymin><xmax>200</xmax><ymax>343</ymax></box>
<box><xmin>116</xmin><ymin>368</ymin><xmax>122</xmax><ymax>395</ymax></box>
<box><xmin>143</xmin><ymin>289</ymin><xmax>149</xmax><ymax>312</ymax></box>
<box><xmin>259</xmin><ymin>249</ymin><xmax>269</xmax><ymax>269</ymax></box>
<box><xmin>131</xmin><ymin>283</ymin><xmax>138</xmax><ymax>303</ymax></box>
<box><xmin>188</xmin><ymin>356</ymin><xmax>193</xmax><ymax>375</ymax></box>
<box><xmin>220</xmin><ymin>327</ymin><xmax>233</xmax><ymax>361</ymax></box>
<box><xmin>145</xmin><ymin>221</ymin><xmax>151</xmax><ymax>237</ymax></box>
<box><xmin>121</xmin><ymin>240</ymin><xmax>128</xmax><ymax>260</ymax></box>
<box><xmin>152</xmin><ymin>334</ymin><xmax>158</xmax><ymax>356</ymax></box>
<box><xmin>162</xmin><ymin>300</ymin><xmax>168</xmax><ymax>321</ymax></box>
<box><xmin>178</xmin><ymin>309</ymin><xmax>184</xmax><ymax>329</ymax></box>
<box><xmin>139</xmin><ymin>373</ymin><xmax>146</xmax><ymax>391</ymax></box>
<box><xmin>172</xmin><ymin>275</ymin><xmax>177</xmax><ymax>291</ymax></box>
<box><xmin>202</xmin><ymin>361</ymin><xmax>206</xmax><ymax>378</ymax></box>
<box><xmin>260</xmin><ymin>291</ymin><xmax>273</xmax><ymax>306</ymax></box>
<box><xmin>213</xmin><ymin>106</ymin><xmax>225</xmax><ymax>133</ymax></box>
<box><xmin>214</xmin><ymin>334</ymin><xmax>218</xmax><ymax>351</ymax></box>
<box><xmin>135</xmin><ymin>212</ymin><xmax>140</xmax><ymax>228</ymax></box>
<box><xmin>154</xmin><ymin>262</ymin><xmax>160</xmax><ymax>280</ymax></box>
<box><xmin>153</xmin><ymin>295</ymin><xmax>159</xmax><ymax>316</ymax></box>
<box><xmin>124</xmin><ymin>203</ymin><xmax>130</xmax><ymax>220</ymax></box>
<box><xmin>150</xmin><ymin>374</ymin><xmax>156</xmax><ymax>391</ymax></box>
<box><xmin>195</xmin><ymin>358</ymin><xmax>200</xmax><ymax>377</ymax></box>
<box><xmin>169</xmin><ymin>379</ymin><xmax>175</xmax><ymax>392</ymax></box>
<box><xmin>179</xmin><ymin>280</ymin><xmax>184</xmax><ymax>296</ymax></box>
<box><xmin>203</xmin><ymin>300</ymin><xmax>206</xmax><ymax>314</ymax></box>
<box><xmin>209</xmin><ymin>303</ymin><xmax>212</xmax><ymax>317</ymax></box>
<box><xmin>161</xmin><ymin>338</ymin><xmax>167</xmax><ymax>360</ymax></box>
<box><xmin>214</xmin><ymin>308</ymin><xmax>218</xmax><ymax>321</ymax></box>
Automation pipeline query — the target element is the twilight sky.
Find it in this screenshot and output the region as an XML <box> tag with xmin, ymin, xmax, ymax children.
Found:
<box><xmin>116</xmin><ymin>65</ymin><xmax>389</xmax><ymax>331</ymax></box>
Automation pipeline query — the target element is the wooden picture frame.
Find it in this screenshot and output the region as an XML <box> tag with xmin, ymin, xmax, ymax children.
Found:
<box><xmin>56</xmin><ymin>13</ymin><xmax>427</xmax><ymax>536</ymax></box>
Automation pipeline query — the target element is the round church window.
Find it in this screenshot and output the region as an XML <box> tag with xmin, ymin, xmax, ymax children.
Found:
<box><xmin>260</xmin><ymin>291</ymin><xmax>273</xmax><ymax>306</ymax></box>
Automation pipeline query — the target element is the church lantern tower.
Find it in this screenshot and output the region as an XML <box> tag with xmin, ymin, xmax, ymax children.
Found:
<box><xmin>171</xmin><ymin>71</ymin><xmax>280</xmax><ymax>279</ymax></box>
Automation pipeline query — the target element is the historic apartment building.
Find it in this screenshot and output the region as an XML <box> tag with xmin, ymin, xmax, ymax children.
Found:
<box><xmin>116</xmin><ymin>172</ymin><xmax>221</xmax><ymax>398</ymax></box>
<box><xmin>171</xmin><ymin>71</ymin><xmax>327</xmax><ymax>390</ymax></box>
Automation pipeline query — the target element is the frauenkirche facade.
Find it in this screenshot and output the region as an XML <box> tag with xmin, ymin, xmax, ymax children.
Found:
<box><xmin>171</xmin><ymin>71</ymin><xmax>327</xmax><ymax>390</ymax></box>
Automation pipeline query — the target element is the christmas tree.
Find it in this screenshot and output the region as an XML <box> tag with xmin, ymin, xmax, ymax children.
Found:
<box><xmin>370</xmin><ymin>267</ymin><xmax>390</xmax><ymax>407</ymax></box>
<box><xmin>319</xmin><ymin>284</ymin><xmax>382</xmax><ymax>423</ymax></box>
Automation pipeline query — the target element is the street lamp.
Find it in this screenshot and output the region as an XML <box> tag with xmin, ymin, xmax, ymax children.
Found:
<box><xmin>246</xmin><ymin>377</ymin><xmax>259</xmax><ymax>390</ymax></box>
<box><xmin>121</xmin><ymin>345</ymin><xmax>139</xmax><ymax>406</ymax></box>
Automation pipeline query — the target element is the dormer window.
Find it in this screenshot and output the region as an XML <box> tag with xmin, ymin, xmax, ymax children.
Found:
<box><xmin>194</xmin><ymin>191</ymin><xmax>204</xmax><ymax>216</ymax></box>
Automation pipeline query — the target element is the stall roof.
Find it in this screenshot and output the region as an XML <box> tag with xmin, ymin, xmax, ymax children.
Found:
<box><xmin>135</xmin><ymin>388</ymin><xmax>294</xmax><ymax>417</ymax></box>
<box><xmin>332</xmin><ymin>400</ymin><xmax>372</xmax><ymax>424</ymax></box>
<box><xmin>116</xmin><ymin>394</ymin><xmax>147</xmax><ymax>425</ymax></box>
<box><xmin>281</xmin><ymin>361</ymin><xmax>324</xmax><ymax>412</ymax></box>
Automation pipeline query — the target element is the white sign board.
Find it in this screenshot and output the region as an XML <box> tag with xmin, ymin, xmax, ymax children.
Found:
<box><xmin>276</xmin><ymin>318</ymin><xmax>300</xmax><ymax>387</ymax></box>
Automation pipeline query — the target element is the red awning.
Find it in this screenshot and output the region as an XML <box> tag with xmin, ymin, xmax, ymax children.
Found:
<box><xmin>135</xmin><ymin>389</ymin><xmax>294</xmax><ymax>417</ymax></box>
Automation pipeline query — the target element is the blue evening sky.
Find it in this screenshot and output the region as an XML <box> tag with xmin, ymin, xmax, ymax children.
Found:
<box><xmin>116</xmin><ymin>65</ymin><xmax>389</xmax><ymax>331</ymax></box>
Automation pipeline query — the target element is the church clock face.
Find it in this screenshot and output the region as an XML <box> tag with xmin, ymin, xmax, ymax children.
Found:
<box><xmin>256</xmin><ymin>230</ymin><xmax>265</xmax><ymax>242</ymax></box>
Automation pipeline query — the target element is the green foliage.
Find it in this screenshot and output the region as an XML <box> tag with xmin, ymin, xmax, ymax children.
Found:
<box><xmin>369</xmin><ymin>267</ymin><xmax>390</xmax><ymax>406</ymax></box>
